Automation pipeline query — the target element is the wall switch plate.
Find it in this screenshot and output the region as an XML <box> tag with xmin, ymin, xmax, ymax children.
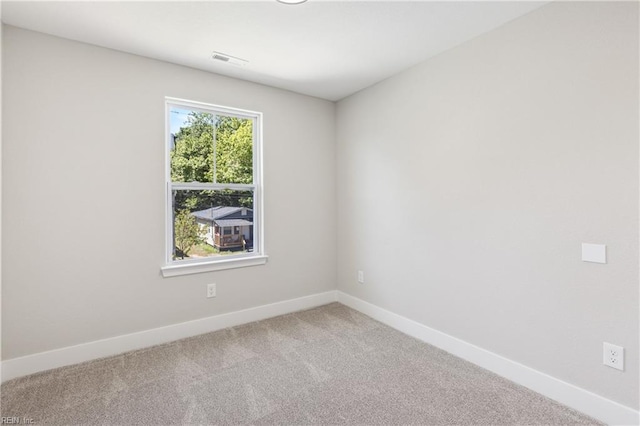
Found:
<box><xmin>207</xmin><ymin>283</ymin><xmax>216</xmax><ymax>298</ymax></box>
<box><xmin>357</xmin><ymin>270</ymin><xmax>364</xmax><ymax>284</ymax></box>
<box><xmin>582</xmin><ymin>243</ymin><xmax>606</xmax><ymax>263</ymax></box>
<box><xmin>603</xmin><ymin>342</ymin><xmax>624</xmax><ymax>371</ymax></box>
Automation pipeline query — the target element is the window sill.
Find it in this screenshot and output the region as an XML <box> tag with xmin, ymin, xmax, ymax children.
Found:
<box><xmin>161</xmin><ymin>255</ymin><xmax>268</xmax><ymax>277</ymax></box>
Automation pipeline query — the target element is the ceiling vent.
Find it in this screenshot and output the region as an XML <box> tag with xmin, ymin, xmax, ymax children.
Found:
<box><xmin>211</xmin><ymin>51</ymin><xmax>248</xmax><ymax>67</ymax></box>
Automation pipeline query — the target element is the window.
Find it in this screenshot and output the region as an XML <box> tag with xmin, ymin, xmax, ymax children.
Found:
<box><xmin>161</xmin><ymin>98</ymin><xmax>266</xmax><ymax>277</ymax></box>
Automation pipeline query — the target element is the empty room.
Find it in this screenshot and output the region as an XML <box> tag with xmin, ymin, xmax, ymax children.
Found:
<box><xmin>1</xmin><ymin>0</ymin><xmax>638</xmax><ymax>425</ymax></box>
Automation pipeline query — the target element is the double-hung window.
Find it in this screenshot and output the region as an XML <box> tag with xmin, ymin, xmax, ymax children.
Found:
<box><xmin>161</xmin><ymin>98</ymin><xmax>266</xmax><ymax>277</ymax></box>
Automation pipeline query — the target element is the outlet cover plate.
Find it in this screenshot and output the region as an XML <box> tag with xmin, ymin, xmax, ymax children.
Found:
<box><xmin>582</xmin><ymin>243</ymin><xmax>606</xmax><ymax>263</ymax></box>
<box><xmin>603</xmin><ymin>342</ymin><xmax>624</xmax><ymax>371</ymax></box>
<box><xmin>207</xmin><ymin>283</ymin><xmax>216</xmax><ymax>298</ymax></box>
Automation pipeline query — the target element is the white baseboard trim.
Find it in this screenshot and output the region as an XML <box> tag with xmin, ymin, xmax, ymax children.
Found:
<box><xmin>1</xmin><ymin>290</ymin><xmax>338</xmax><ymax>383</ymax></box>
<box><xmin>337</xmin><ymin>291</ymin><xmax>639</xmax><ymax>426</ymax></box>
<box><xmin>3</xmin><ymin>289</ymin><xmax>637</xmax><ymax>425</ymax></box>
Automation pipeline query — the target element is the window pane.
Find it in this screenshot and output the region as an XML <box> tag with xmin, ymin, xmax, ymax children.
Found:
<box><xmin>170</xmin><ymin>110</ymin><xmax>253</xmax><ymax>185</ymax></box>
<box><xmin>170</xmin><ymin>108</ymin><xmax>214</xmax><ymax>183</ymax></box>
<box><xmin>215</xmin><ymin>115</ymin><xmax>253</xmax><ymax>184</ymax></box>
<box><xmin>172</xmin><ymin>189</ymin><xmax>254</xmax><ymax>260</ymax></box>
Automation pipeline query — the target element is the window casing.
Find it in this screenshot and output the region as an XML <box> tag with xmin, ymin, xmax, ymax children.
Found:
<box><xmin>161</xmin><ymin>98</ymin><xmax>266</xmax><ymax>277</ymax></box>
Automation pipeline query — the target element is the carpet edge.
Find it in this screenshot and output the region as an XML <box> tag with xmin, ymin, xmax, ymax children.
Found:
<box><xmin>1</xmin><ymin>290</ymin><xmax>338</xmax><ymax>383</ymax></box>
<box><xmin>336</xmin><ymin>290</ymin><xmax>639</xmax><ymax>426</ymax></box>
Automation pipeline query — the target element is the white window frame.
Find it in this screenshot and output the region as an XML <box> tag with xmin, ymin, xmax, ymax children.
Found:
<box><xmin>161</xmin><ymin>97</ymin><xmax>267</xmax><ymax>277</ymax></box>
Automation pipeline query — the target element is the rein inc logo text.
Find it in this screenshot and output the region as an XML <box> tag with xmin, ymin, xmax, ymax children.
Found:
<box><xmin>1</xmin><ymin>418</ymin><xmax>34</xmax><ymax>424</ymax></box>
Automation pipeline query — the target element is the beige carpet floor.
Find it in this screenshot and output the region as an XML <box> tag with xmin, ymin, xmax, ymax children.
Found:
<box><xmin>1</xmin><ymin>303</ymin><xmax>600</xmax><ymax>425</ymax></box>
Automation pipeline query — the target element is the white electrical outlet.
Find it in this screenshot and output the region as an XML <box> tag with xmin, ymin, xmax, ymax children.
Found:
<box><xmin>357</xmin><ymin>270</ymin><xmax>364</xmax><ymax>284</ymax></box>
<box><xmin>207</xmin><ymin>283</ymin><xmax>216</xmax><ymax>298</ymax></box>
<box><xmin>603</xmin><ymin>342</ymin><xmax>624</xmax><ymax>371</ymax></box>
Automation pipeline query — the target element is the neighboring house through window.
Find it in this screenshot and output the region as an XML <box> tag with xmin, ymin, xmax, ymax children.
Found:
<box><xmin>162</xmin><ymin>98</ymin><xmax>266</xmax><ymax>276</ymax></box>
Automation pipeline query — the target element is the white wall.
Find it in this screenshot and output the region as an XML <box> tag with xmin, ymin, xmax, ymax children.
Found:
<box><xmin>1</xmin><ymin>26</ymin><xmax>336</xmax><ymax>360</ymax></box>
<box><xmin>336</xmin><ymin>1</ymin><xmax>638</xmax><ymax>409</ymax></box>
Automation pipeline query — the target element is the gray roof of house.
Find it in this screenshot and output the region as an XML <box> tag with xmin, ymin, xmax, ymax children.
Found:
<box><xmin>191</xmin><ymin>206</ymin><xmax>250</xmax><ymax>222</ymax></box>
<box><xmin>215</xmin><ymin>219</ymin><xmax>253</xmax><ymax>227</ymax></box>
